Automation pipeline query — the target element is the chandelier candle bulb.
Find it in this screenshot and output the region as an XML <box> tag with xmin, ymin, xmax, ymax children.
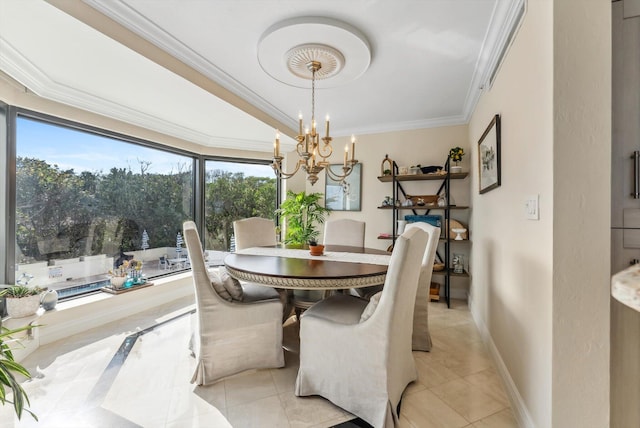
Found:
<box><xmin>299</xmin><ymin>113</ymin><xmax>303</xmax><ymax>135</ymax></box>
<box><xmin>344</xmin><ymin>144</ymin><xmax>348</xmax><ymax>166</ymax></box>
<box><xmin>325</xmin><ymin>115</ymin><xmax>330</xmax><ymax>136</ymax></box>
<box><xmin>274</xmin><ymin>131</ymin><xmax>280</xmax><ymax>156</ymax></box>
<box><xmin>351</xmin><ymin>135</ymin><xmax>356</xmax><ymax>161</ymax></box>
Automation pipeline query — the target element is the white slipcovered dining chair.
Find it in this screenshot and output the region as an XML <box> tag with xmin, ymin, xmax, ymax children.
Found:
<box><xmin>324</xmin><ymin>219</ymin><xmax>375</xmax><ymax>297</ymax></box>
<box><xmin>405</xmin><ymin>222</ymin><xmax>441</xmax><ymax>351</ymax></box>
<box><xmin>183</xmin><ymin>221</ymin><xmax>284</xmax><ymax>385</ymax></box>
<box><xmin>295</xmin><ymin>227</ymin><xmax>428</xmax><ymax>428</ymax></box>
<box><xmin>233</xmin><ymin>217</ymin><xmax>277</xmax><ymax>249</ymax></box>
<box><xmin>323</xmin><ymin>218</ymin><xmax>366</xmax><ymax>247</ymax></box>
<box><xmin>233</xmin><ymin>217</ymin><xmax>292</xmax><ymax>320</ymax></box>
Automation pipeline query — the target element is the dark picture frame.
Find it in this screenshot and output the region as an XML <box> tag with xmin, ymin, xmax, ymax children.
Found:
<box><xmin>325</xmin><ymin>163</ymin><xmax>362</xmax><ymax>211</ymax></box>
<box><xmin>478</xmin><ymin>114</ymin><xmax>501</xmax><ymax>194</ymax></box>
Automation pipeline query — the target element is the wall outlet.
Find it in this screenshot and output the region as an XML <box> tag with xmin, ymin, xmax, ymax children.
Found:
<box><xmin>525</xmin><ymin>194</ymin><xmax>539</xmax><ymax>220</ymax></box>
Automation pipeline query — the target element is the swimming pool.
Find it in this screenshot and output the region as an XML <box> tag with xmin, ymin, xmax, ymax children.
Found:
<box><xmin>57</xmin><ymin>279</ymin><xmax>111</xmax><ymax>299</ymax></box>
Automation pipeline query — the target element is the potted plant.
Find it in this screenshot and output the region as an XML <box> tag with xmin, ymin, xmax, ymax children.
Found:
<box><xmin>2</xmin><ymin>286</ymin><xmax>45</xmax><ymax>319</ymax></box>
<box><xmin>449</xmin><ymin>147</ymin><xmax>465</xmax><ymax>173</ymax></box>
<box><xmin>276</xmin><ymin>191</ymin><xmax>330</xmax><ymax>247</ymax></box>
<box><xmin>0</xmin><ymin>323</ymin><xmax>38</xmax><ymax>420</ymax></box>
<box><xmin>108</xmin><ymin>259</ymin><xmax>142</xmax><ymax>289</ymax></box>
<box><xmin>307</xmin><ymin>239</ymin><xmax>325</xmax><ymax>256</ymax></box>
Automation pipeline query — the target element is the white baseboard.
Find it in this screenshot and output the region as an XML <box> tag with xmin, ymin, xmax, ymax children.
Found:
<box><xmin>469</xmin><ymin>293</ymin><xmax>536</xmax><ymax>428</ymax></box>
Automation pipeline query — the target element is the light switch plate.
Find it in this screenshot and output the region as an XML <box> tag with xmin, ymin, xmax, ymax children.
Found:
<box><xmin>525</xmin><ymin>194</ymin><xmax>539</xmax><ymax>220</ymax></box>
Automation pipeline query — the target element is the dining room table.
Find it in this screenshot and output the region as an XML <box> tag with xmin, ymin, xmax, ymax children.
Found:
<box><xmin>223</xmin><ymin>244</ymin><xmax>391</xmax><ymax>292</ymax></box>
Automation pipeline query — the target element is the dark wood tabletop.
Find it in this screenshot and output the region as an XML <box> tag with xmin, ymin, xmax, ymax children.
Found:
<box><xmin>223</xmin><ymin>246</ymin><xmax>390</xmax><ymax>290</ymax></box>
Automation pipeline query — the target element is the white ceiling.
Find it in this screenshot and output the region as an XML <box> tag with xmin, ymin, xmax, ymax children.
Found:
<box><xmin>0</xmin><ymin>0</ymin><xmax>523</xmax><ymax>153</ymax></box>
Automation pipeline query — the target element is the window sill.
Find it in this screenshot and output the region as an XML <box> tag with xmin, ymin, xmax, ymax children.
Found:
<box><xmin>6</xmin><ymin>272</ymin><xmax>194</xmax><ymax>362</ymax></box>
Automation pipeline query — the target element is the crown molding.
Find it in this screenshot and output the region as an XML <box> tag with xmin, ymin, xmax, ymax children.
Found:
<box><xmin>461</xmin><ymin>0</ymin><xmax>527</xmax><ymax>122</ymax></box>
<box><xmin>343</xmin><ymin>115</ymin><xmax>468</xmax><ymax>138</ymax></box>
<box><xmin>0</xmin><ymin>36</ymin><xmax>281</xmax><ymax>153</ymax></box>
<box><xmin>82</xmin><ymin>0</ymin><xmax>296</xmax><ymax>131</ymax></box>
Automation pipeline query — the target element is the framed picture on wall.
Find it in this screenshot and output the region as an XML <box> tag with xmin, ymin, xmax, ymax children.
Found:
<box><xmin>478</xmin><ymin>114</ymin><xmax>501</xmax><ymax>194</ymax></box>
<box><xmin>325</xmin><ymin>163</ymin><xmax>362</xmax><ymax>211</ymax></box>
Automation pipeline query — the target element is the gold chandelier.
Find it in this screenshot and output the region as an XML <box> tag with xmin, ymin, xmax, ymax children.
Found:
<box><xmin>272</xmin><ymin>60</ymin><xmax>358</xmax><ymax>185</ymax></box>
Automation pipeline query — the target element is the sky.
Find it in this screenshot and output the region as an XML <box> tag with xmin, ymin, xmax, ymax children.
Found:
<box><xmin>17</xmin><ymin>116</ymin><xmax>273</xmax><ymax>178</ymax></box>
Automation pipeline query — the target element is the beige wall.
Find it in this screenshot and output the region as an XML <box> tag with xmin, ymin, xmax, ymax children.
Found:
<box><xmin>469</xmin><ymin>1</ymin><xmax>610</xmax><ymax>427</ymax></box>
<box><xmin>469</xmin><ymin>2</ymin><xmax>553</xmax><ymax>425</ymax></box>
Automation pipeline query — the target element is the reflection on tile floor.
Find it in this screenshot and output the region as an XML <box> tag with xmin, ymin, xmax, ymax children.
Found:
<box><xmin>1</xmin><ymin>297</ymin><xmax>518</xmax><ymax>428</ymax></box>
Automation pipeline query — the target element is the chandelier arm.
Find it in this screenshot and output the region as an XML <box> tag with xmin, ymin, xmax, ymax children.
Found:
<box><xmin>272</xmin><ymin>158</ymin><xmax>304</xmax><ymax>179</ymax></box>
<box><xmin>325</xmin><ymin>164</ymin><xmax>354</xmax><ymax>182</ymax></box>
<box><xmin>316</xmin><ymin>139</ymin><xmax>333</xmax><ymax>159</ymax></box>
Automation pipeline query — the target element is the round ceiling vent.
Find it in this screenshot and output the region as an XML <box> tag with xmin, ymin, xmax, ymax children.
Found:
<box><xmin>258</xmin><ymin>17</ymin><xmax>371</xmax><ymax>88</ymax></box>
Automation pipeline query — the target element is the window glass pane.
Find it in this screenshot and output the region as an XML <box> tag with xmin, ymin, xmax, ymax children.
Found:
<box><xmin>15</xmin><ymin>116</ymin><xmax>194</xmax><ymax>299</ymax></box>
<box><xmin>204</xmin><ymin>160</ymin><xmax>276</xmax><ymax>263</ymax></box>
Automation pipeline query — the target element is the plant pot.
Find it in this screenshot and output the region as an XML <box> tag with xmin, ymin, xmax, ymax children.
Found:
<box><xmin>6</xmin><ymin>294</ymin><xmax>41</xmax><ymax>318</ymax></box>
<box><xmin>451</xmin><ymin>165</ymin><xmax>462</xmax><ymax>173</ymax></box>
<box><xmin>309</xmin><ymin>245</ymin><xmax>325</xmax><ymax>256</ymax></box>
<box><xmin>110</xmin><ymin>276</ymin><xmax>127</xmax><ymax>289</ymax></box>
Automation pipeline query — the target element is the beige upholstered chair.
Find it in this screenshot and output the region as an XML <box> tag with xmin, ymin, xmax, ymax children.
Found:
<box><xmin>233</xmin><ymin>217</ymin><xmax>277</xmax><ymax>249</ymax></box>
<box><xmin>183</xmin><ymin>221</ymin><xmax>284</xmax><ymax>385</ymax></box>
<box><xmin>405</xmin><ymin>222</ymin><xmax>441</xmax><ymax>351</ymax></box>
<box><xmin>323</xmin><ymin>218</ymin><xmax>366</xmax><ymax>247</ymax></box>
<box><xmin>233</xmin><ymin>217</ymin><xmax>292</xmax><ymax>320</ymax></box>
<box><xmin>324</xmin><ymin>219</ymin><xmax>374</xmax><ymax>297</ymax></box>
<box><xmin>295</xmin><ymin>227</ymin><xmax>428</xmax><ymax>428</ymax></box>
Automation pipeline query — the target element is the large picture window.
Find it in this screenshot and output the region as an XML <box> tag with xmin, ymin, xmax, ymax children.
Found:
<box><xmin>203</xmin><ymin>160</ymin><xmax>277</xmax><ymax>264</ymax></box>
<box><xmin>15</xmin><ymin>114</ymin><xmax>195</xmax><ymax>299</ymax></box>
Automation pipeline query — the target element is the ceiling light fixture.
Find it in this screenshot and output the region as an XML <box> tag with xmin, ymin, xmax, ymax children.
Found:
<box><xmin>260</xmin><ymin>18</ymin><xmax>370</xmax><ymax>185</ymax></box>
<box><xmin>272</xmin><ymin>53</ymin><xmax>358</xmax><ymax>185</ymax></box>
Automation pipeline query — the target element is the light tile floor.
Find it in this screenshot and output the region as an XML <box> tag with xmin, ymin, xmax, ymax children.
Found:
<box><xmin>1</xmin><ymin>297</ymin><xmax>518</xmax><ymax>428</ymax></box>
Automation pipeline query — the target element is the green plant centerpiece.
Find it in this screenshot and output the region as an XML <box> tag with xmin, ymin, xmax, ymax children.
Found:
<box><xmin>276</xmin><ymin>191</ymin><xmax>330</xmax><ymax>247</ymax></box>
<box><xmin>0</xmin><ymin>297</ymin><xmax>38</xmax><ymax>420</ymax></box>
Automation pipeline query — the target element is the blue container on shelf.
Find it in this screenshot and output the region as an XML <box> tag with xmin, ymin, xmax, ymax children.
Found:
<box><xmin>404</xmin><ymin>214</ymin><xmax>442</xmax><ymax>227</ymax></box>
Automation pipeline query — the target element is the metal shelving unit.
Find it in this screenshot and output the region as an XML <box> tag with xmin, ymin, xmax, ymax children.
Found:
<box><xmin>377</xmin><ymin>158</ymin><xmax>469</xmax><ymax>307</ymax></box>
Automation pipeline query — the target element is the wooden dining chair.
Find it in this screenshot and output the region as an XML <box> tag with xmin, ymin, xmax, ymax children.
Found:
<box><xmin>295</xmin><ymin>227</ymin><xmax>428</xmax><ymax>427</ymax></box>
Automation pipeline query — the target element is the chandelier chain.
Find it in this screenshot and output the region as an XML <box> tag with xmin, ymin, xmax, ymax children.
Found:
<box><xmin>311</xmin><ymin>68</ymin><xmax>316</xmax><ymax>124</ymax></box>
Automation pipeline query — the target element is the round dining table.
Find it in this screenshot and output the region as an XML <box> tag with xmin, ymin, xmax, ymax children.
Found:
<box><xmin>223</xmin><ymin>245</ymin><xmax>390</xmax><ymax>291</ymax></box>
